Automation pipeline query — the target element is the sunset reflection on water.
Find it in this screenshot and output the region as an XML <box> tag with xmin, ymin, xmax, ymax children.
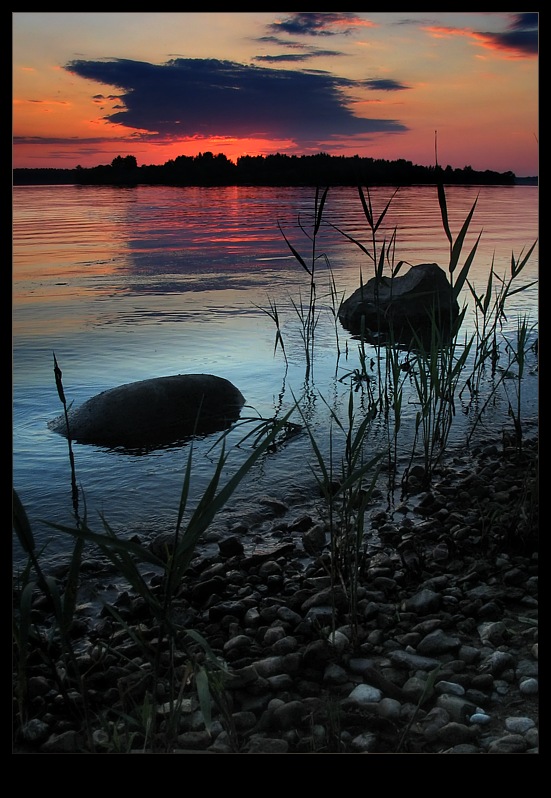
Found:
<box><xmin>13</xmin><ymin>183</ymin><xmax>538</xmax><ymax>567</ymax></box>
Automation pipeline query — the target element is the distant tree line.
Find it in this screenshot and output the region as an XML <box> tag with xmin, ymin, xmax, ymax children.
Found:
<box><xmin>13</xmin><ymin>151</ymin><xmax>531</xmax><ymax>187</ymax></box>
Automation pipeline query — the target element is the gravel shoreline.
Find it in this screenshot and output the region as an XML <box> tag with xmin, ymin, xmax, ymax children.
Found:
<box><xmin>13</xmin><ymin>435</ymin><xmax>538</xmax><ymax>754</ymax></box>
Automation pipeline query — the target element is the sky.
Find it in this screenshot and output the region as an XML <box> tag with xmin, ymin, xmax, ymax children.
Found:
<box><xmin>12</xmin><ymin>11</ymin><xmax>539</xmax><ymax>176</ymax></box>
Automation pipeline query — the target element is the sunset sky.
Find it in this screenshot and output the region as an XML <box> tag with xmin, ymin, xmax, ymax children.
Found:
<box><xmin>12</xmin><ymin>11</ymin><xmax>539</xmax><ymax>176</ymax></box>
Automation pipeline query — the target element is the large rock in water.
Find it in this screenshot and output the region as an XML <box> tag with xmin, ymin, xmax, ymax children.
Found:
<box><xmin>48</xmin><ymin>374</ymin><xmax>246</xmax><ymax>450</ymax></box>
<box><xmin>338</xmin><ymin>263</ymin><xmax>459</xmax><ymax>343</ymax></box>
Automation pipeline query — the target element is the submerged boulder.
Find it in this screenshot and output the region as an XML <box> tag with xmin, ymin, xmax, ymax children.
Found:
<box><xmin>48</xmin><ymin>373</ymin><xmax>246</xmax><ymax>450</ymax></box>
<box><xmin>338</xmin><ymin>263</ymin><xmax>459</xmax><ymax>343</ymax></box>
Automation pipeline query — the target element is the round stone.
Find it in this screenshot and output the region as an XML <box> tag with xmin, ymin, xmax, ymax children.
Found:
<box><xmin>469</xmin><ymin>712</ymin><xmax>491</xmax><ymax>725</ymax></box>
<box><xmin>505</xmin><ymin>717</ymin><xmax>535</xmax><ymax>734</ymax></box>
<box><xmin>519</xmin><ymin>678</ymin><xmax>538</xmax><ymax>695</ymax></box>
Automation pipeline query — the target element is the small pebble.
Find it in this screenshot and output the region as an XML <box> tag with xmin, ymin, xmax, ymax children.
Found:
<box><xmin>469</xmin><ymin>712</ymin><xmax>491</xmax><ymax>725</ymax></box>
<box><xmin>519</xmin><ymin>678</ymin><xmax>538</xmax><ymax>695</ymax></box>
<box><xmin>505</xmin><ymin>717</ymin><xmax>535</xmax><ymax>734</ymax></box>
<box><xmin>435</xmin><ymin>680</ymin><xmax>465</xmax><ymax>696</ymax></box>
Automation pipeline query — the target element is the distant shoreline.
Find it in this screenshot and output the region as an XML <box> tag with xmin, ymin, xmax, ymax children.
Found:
<box><xmin>13</xmin><ymin>176</ymin><xmax>538</xmax><ymax>187</ymax></box>
<box><xmin>12</xmin><ymin>152</ymin><xmax>537</xmax><ymax>187</ymax></box>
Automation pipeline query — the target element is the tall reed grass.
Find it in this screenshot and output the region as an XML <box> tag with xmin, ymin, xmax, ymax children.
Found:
<box><xmin>299</xmin><ymin>386</ymin><xmax>381</xmax><ymax>647</ymax></box>
<box><xmin>260</xmin><ymin>180</ymin><xmax>536</xmax><ymax>630</ymax></box>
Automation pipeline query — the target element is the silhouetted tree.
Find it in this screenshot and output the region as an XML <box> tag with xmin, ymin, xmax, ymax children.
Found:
<box><xmin>111</xmin><ymin>155</ymin><xmax>138</xmax><ymax>169</ymax></box>
<box><xmin>13</xmin><ymin>154</ymin><xmax>523</xmax><ymax>187</ymax></box>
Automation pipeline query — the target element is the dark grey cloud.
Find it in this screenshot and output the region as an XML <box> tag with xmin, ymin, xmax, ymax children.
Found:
<box><xmin>482</xmin><ymin>12</ymin><xmax>538</xmax><ymax>55</ymax></box>
<box><xmin>269</xmin><ymin>12</ymin><xmax>368</xmax><ymax>37</ymax></box>
<box><xmin>14</xmin><ymin>135</ymin><xmax>117</xmax><ymax>146</ymax></box>
<box><xmin>64</xmin><ymin>57</ymin><xmax>409</xmax><ymax>144</ymax></box>
<box><xmin>254</xmin><ymin>36</ymin><xmax>344</xmax><ymax>63</ymax></box>
<box><xmin>365</xmin><ymin>79</ymin><xmax>410</xmax><ymax>91</ymax></box>
<box><xmin>396</xmin><ymin>12</ymin><xmax>537</xmax><ymax>57</ymax></box>
<box><xmin>254</xmin><ymin>54</ymin><xmax>321</xmax><ymax>64</ymax></box>
<box><xmin>257</xmin><ymin>35</ymin><xmax>343</xmax><ymax>54</ymax></box>
<box><xmin>11</xmin><ymin>135</ymin><xmax>128</xmax><ymax>165</ymax></box>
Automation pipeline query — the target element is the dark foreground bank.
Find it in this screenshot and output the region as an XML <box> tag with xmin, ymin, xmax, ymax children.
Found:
<box><xmin>13</xmin><ymin>434</ymin><xmax>538</xmax><ymax>754</ymax></box>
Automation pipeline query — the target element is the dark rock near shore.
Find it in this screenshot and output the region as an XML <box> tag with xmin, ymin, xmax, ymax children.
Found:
<box><xmin>47</xmin><ymin>373</ymin><xmax>246</xmax><ymax>450</ymax></box>
<box><xmin>338</xmin><ymin>263</ymin><xmax>459</xmax><ymax>344</ymax></box>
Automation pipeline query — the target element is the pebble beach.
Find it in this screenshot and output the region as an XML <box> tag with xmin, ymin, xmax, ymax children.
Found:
<box><xmin>14</xmin><ymin>433</ymin><xmax>538</xmax><ymax>754</ymax></box>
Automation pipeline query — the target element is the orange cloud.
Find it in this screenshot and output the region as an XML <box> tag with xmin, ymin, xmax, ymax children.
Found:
<box><xmin>423</xmin><ymin>23</ymin><xmax>537</xmax><ymax>59</ymax></box>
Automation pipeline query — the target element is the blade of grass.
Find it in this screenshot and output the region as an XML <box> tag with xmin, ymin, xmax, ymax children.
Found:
<box><xmin>437</xmin><ymin>182</ymin><xmax>453</xmax><ymax>248</ymax></box>
<box><xmin>449</xmin><ymin>196</ymin><xmax>479</xmax><ymax>274</ymax></box>
<box><xmin>277</xmin><ymin>221</ymin><xmax>311</xmax><ymax>275</ymax></box>
<box><xmin>452</xmin><ymin>230</ymin><xmax>482</xmax><ymax>301</ymax></box>
<box><xmin>314</xmin><ymin>186</ymin><xmax>329</xmax><ymax>235</ymax></box>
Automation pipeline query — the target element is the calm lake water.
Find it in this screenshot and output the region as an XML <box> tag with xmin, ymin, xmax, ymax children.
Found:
<box><xmin>12</xmin><ymin>184</ymin><xmax>539</xmax><ymax>570</ymax></box>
